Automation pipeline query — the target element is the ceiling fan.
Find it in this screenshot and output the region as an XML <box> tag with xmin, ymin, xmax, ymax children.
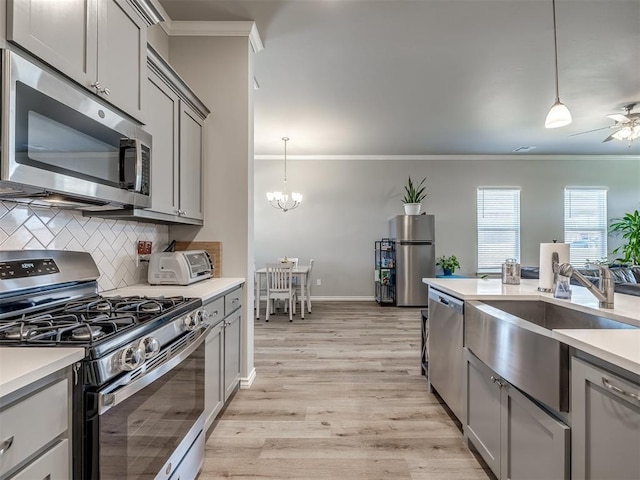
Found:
<box><xmin>571</xmin><ymin>104</ymin><xmax>640</xmax><ymax>147</ymax></box>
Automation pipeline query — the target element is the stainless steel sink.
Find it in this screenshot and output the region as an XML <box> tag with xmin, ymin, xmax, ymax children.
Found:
<box><xmin>482</xmin><ymin>300</ymin><xmax>637</xmax><ymax>331</ymax></box>
<box><xmin>465</xmin><ymin>300</ymin><xmax>637</xmax><ymax>413</ymax></box>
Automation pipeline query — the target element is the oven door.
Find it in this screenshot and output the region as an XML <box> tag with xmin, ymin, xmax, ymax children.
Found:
<box><xmin>90</xmin><ymin>327</ymin><xmax>207</xmax><ymax>480</ymax></box>
<box><xmin>2</xmin><ymin>50</ymin><xmax>151</xmax><ymax>208</ymax></box>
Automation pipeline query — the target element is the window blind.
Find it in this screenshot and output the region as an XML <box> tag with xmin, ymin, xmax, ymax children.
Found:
<box><xmin>564</xmin><ymin>188</ymin><xmax>607</xmax><ymax>267</ymax></box>
<box><xmin>477</xmin><ymin>188</ymin><xmax>520</xmax><ymax>272</ymax></box>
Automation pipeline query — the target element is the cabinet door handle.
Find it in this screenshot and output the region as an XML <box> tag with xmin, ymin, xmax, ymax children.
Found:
<box><xmin>602</xmin><ymin>377</ymin><xmax>640</xmax><ymax>401</ymax></box>
<box><xmin>0</xmin><ymin>436</ymin><xmax>14</xmax><ymax>456</ymax></box>
<box><xmin>211</xmin><ymin>310</ymin><xmax>219</xmax><ymax>317</ymax></box>
<box><xmin>101</xmin><ymin>86</ymin><xmax>110</xmax><ymax>96</ymax></box>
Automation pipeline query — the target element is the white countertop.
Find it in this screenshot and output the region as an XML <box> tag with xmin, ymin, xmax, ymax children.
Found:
<box><xmin>553</xmin><ymin>329</ymin><xmax>640</xmax><ymax>376</ymax></box>
<box><xmin>104</xmin><ymin>277</ymin><xmax>245</xmax><ymax>302</ymax></box>
<box><xmin>0</xmin><ymin>348</ymin><xmax>84</xmax><ymax>398</ymax></box>
<box><xmin>423</xmin><ymin>278</ymin><xmax>640</xmax><ymax>326</ymax></box>
<box><xmin>423</xmin><ymin>277</ymin><xmax>640</xmax><ymax>373</ymax></box>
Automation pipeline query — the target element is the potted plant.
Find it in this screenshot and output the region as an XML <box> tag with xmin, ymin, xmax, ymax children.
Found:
<box><xmin>402</xmin><ymin>176</ymin><xmax>427</xmax><ymax>215</ymax></box>
<box><xmin>436</xmin><ymin>255</ymin><xmax>461</xmax><ymax>276</ymax></box>
<box><xmin>609</xmin><ymin>210</ymin><xmax>640</xmax><ymax>265</ymax></box>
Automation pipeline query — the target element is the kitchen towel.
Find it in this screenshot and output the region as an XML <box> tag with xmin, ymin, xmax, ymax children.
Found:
<box><xmin>539</xmin><ymin>242</ymin><xmax>570</xmax><ymax>291</ymax></box>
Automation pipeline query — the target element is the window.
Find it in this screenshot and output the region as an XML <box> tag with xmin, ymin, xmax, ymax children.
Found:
<box><xmin>477</xmin><ymin>188</ymin><xmax>520</xmax><ymax>272</ymax></box>
<box><xmin>564</xmin><ymin>188</ymin><xmax>607</xmax><ymax>267</ymax></box>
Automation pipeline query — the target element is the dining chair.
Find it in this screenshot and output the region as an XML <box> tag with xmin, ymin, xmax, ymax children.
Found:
<box><xmin>254</xmin><ymin>263</ymin><xmax>268</xmax><ymax>318</ymax></box>
<box><xmin>265</xmin><ymin>262</ymin><xmax>297</xmax><ymax>322</ymax></box>
<box><xmin>293</xmin><ymin>259</ymin><xmax>314</xmax><ymax>314</ymax></box>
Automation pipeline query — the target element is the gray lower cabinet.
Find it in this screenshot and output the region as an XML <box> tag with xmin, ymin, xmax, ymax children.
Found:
<box><xmin>223</xmin><ymin>312</ymin><xmax>241</xmax><ymax>400</ymax></box>
<box><xmin>464</xmin><ymin>349</ymin><xmax>570</xmax><ymax>480</ymax></box>
<box><xmin>203</xmin><ymin>286</ymin><xmax>243</xmax><ymax>431</ymax></box>
<box><xmin>465</xmin><ymin>349</ymin><xmax>502</xmax><ymax>475</ymax></box>
<box><xmin>204</xmin><ymin>318</ymin><xmax>224</xmax><ymax>428</ymax></box>
<box><xmin>571</xmin><ymin>357</ymin><xmax>640</xmax><ymax>480</ymax></box>
<box><xmin>0</xmin><ymin>370</ymin><xmax>71</xmax><ymax>480</ymax></box>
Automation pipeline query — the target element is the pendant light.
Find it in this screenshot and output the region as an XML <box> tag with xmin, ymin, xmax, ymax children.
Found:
<box><xmin>545</xmin><ymin>0</ymin><xmax>572</xmax><ymax>129</ymax></box>
<box><xmin>266</xmin><ymin>137</ymin><xmax>303</xmax><ymax>212</ymax></box>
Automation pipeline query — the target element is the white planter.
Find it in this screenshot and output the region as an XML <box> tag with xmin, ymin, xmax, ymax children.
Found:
<box><xmin>404</xmin><ymin>203</ymin><xmax>422</xmax><ymax>215</ymax></box>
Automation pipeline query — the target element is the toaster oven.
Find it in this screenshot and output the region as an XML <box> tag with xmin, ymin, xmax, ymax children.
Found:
<box><xmin>148</xmin><ymin>251</ymin><xmax>213</xmax><ymax>285</ymax></box>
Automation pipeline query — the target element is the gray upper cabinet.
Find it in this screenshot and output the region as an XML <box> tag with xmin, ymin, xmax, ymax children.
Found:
<box><xmin>140</xmin><ymin>46</ymin><xmax>209</xmax><ymax>224</ymax></box>
<box><xmin>178</xmin><ymin>102</ymin><xmax>204</xmax><ymax>222</ymax></box>
<box><xmin>7</xmin><ymin>0</ymin><xmax>158</xmax><ymax>122</ymax></box>
<box><xmin>571</xmin><ymin>357</ymin><xmax>640</xmax><ymax>480</ymax></box>
<box><xmin>96</xmin><ymin>0</ymin><xmax>147</xmax><ymax>120</ymax></box>
<box><xmin>146</xmin><ymin>67</ymin><xmax>180</xmax><ymax>216</ymax></box>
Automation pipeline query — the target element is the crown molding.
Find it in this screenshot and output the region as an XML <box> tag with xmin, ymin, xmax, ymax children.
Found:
<box><xmin>130</xmin><ymin>0</ymin><xmax>166</xmax><ymax>26</ymax></box>
<box><xmin>167</xmin><ymin>21</ymin><xmax>264</xmax><ymax>52</ymax></box>
<box><xmin>147</xmin><ymin>0</ymin><xmax>171</xmax><ymax>33</ymax></box>
<box><xmin>254</xmin><ymin>154</ymin><xmax>640</xmax><ymax>161</ymax></box>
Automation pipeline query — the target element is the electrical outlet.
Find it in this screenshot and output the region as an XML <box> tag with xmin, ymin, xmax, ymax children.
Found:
<box><xmin>137</xmin><ymin>241</ymin><xmax>153</xmax><ymax>255</ymax></box>
<box><xmin>316</xmin><ymin>279</ymin><xmax>321</xmax><ymax>286</ymax></box>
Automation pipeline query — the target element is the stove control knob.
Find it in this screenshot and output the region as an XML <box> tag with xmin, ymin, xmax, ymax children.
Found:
<box><xmin>119</xmin><ymin>344</ymin><xmax>145</xmax><ymax>371</ymax></box>
<box><xmin>140</xmin><ymin>337</ymin><xmax>160</xmax><ymax>359</ymax></box>
<box><xmin>195</xmin><ymin>309</ymin><xmax>209</xmax><ymax>325</ymax></box>
<box><xmin>184</xmin><ymin>309</ymin><xmax>208</xmax><ymax>331</ymax></box>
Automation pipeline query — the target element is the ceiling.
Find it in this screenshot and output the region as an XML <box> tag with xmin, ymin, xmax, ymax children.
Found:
<box><xmin>159</xmin><ymin>0</ymin><xmax>640</xmax><ymax>156</ymax></box>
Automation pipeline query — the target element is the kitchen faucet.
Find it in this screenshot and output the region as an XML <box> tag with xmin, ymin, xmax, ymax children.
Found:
<box><xmin>557</xmin><ymin>263</ymin><xmax>614</xmax><ymax>309</ymax></box>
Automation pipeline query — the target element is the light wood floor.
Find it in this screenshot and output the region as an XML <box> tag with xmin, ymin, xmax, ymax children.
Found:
<box><xmin>199</xmin><ymin>302</ymin><xmax>492</xmax><ymax>479</ymax></box>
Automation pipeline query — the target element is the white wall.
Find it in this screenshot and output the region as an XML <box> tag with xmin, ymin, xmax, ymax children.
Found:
<box><xmin>254</xmin><ymin>157</ymin><xmax>640</xmax><ymax>298</ymax></box>
<box><xmin>166</xmin><ymin>35</ymin><xmax>256</xmax><ymax>383</ymax></box>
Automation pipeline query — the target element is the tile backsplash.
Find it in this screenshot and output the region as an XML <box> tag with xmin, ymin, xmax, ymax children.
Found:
<box><xmin>0</xmin><ymin>201</ymin><xmax>169</xmax><ymax>291</ymax></box>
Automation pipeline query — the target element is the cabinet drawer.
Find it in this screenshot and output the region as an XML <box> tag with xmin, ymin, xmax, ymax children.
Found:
<box><xmin>0</xmin><ymin>379</ymin><xmax>68</xmax><ymax>476</ymax></box>
<box><xmin>204</xmin><ymin>297</ymin><xmax>225</xmax><ymax>326</ymax></box>
<box><xmin>224</xmin><ymin>288</ymin><xmax>243</xmax><ymax>315</ymax></box>
<box><xmin>10</xmin><ymin>439</ymin><xmax>69</xmax><ymax>480</ymax></box>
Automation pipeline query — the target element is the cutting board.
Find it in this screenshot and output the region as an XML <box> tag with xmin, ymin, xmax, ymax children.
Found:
<box><xmin>174</xmin><ymin>241</ymin><xmax>222</xmax><ymax>277</ymax></box>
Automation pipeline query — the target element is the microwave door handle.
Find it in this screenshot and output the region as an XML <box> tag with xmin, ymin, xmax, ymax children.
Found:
<box><xmin>98</xmin><ymin>325</ymin><xmax>210</xmax><ymax>415</ymax></box>
<box><xmin>134</xmin><ymin>138</ymin><xmax>143</xmax><ymax>192</ymax></box>
<box><xmin>118</xmin><ymin>138</ymin><xmax>143</xmax><ymax>191</ymax></box>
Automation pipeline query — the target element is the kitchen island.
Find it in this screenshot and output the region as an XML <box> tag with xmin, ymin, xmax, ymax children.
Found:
<box><xmin>423</xmin><ymin>277</ymin><xmax>640</xmax><ymax>480</ymax></box>
<box><xmin>423</xmin><ymin>277</ymin><xmax>640</xmax><ymax>373</ymax></box>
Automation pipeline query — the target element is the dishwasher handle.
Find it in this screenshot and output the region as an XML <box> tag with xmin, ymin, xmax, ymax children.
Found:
<box><xmin>428</xmin><ymin>289</ymin><xmax>464</xmax><ymax>314</ymax></box>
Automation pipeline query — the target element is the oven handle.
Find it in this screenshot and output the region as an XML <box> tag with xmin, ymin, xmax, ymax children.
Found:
<box><xmin>99</xmin><ymin>325</ymin><xmax>210</xmax><ymax>415</ymax></box>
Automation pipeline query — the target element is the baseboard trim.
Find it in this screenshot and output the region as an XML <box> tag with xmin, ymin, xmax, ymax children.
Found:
<box><xmin>310</xmin><ymin>296</ymin><xmax>376</xmax><ymax>302</ymax></box>
<box><xmin>240</xmin><ymin>368</ymin><xmax>256</xmax><ymax>389</ymax></box>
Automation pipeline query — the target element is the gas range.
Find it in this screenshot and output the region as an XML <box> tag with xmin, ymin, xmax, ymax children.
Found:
<box><xmin>0</xmin><ymin>293</ymin><xmax>204</xmax><ymax>386</ymax></box>
<box><xmin>0</xmin><ymin>250</ymin><xmax>208</xmax><ymax>479</ymax></box>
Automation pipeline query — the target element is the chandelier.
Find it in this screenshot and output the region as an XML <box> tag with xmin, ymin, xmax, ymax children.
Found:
<box><xmin>266</xmin><ymin>137</ymin><xmax>302</xmax><ymax>212</ymax></box>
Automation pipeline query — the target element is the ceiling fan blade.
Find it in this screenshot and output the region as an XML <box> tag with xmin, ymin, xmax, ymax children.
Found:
<box><xmin>607</xmin><ymin>114</ymin><xmax>631</xmax><ymax>123</ymax></box>
<box><xmin>569</xmin><ymin>126</ymin><xmax>612</xmax><ymax>137</ymax></box>
<box><xmin>602</xmin><ymin>133</ymin><xmax>617</xmax><ymax>143</ymax></box>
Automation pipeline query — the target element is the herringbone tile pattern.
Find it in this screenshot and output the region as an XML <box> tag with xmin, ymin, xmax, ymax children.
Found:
<box><xmin>0</xmin><ymin>201</ymin><xmax>168</xmax><ymax>291</ymax></box>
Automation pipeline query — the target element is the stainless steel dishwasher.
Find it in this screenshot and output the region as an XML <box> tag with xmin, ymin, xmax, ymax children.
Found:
<box><xmin>427</xmin><ymin>288</ymin><xmax>464</xmax><ymax>422</ymax></box>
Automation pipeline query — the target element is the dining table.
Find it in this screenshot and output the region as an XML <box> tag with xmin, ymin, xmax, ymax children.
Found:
<box><xmin>255</xmin><ymin>265</ymin><xmax>311</xmax><ymax>319</ymax></box>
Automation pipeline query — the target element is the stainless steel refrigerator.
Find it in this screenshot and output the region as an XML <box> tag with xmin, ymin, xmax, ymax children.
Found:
<box><xmin>389</xmin><ymin>215</ymin><xmax>436</xmax><ymax>306</ymax></box>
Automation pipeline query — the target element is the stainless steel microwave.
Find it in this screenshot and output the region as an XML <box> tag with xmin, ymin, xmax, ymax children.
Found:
<box><xmin>0</xmin><ymin>50</ymin><xmax>151</xmax><ymax>209</ymax></box>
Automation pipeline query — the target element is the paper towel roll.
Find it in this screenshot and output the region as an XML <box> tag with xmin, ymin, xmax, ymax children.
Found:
<box><xmin>539</xmin><ymin>243</ymin><xmax>570</xmax><ymax>291</ymax></box>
